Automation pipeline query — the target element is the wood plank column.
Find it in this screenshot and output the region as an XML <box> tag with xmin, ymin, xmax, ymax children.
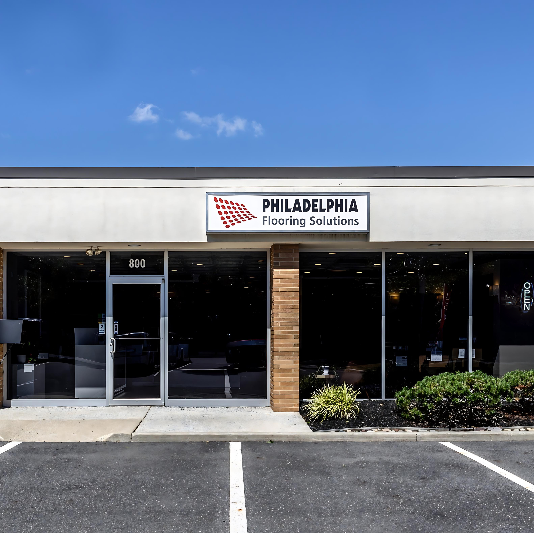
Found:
<box><xmin>270</xmin><ymin>244</ymin><xmax>299</xmax><ymax>412</ymax></box>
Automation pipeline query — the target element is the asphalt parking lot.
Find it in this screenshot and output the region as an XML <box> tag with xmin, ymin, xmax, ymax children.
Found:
<box><xmin>1</xmin><ymin>441</ymin><xmax>534</xmax><ymax>532</ymax></box>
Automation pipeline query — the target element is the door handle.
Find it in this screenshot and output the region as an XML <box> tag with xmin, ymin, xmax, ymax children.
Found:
<box><xmin>110</xmin><ymin>337</ymin><xmax>116</xmax><ymax>358</ymax></box>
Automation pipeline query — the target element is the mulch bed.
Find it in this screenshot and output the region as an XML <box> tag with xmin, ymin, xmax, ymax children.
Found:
<box><xmin>300</xmin><ymin>399</ymin><xmax>534</xmax><ymax>431</ymax></box>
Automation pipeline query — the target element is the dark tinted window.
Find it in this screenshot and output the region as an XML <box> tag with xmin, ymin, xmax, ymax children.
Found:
<box><xmin>7</xmin><ymin>252</ymin><xmax>106</xmax><ymax>399</ymax></box>
<box><xmin>168</xmin><ymin>252</ymin><xmax>268</xmax><ymax>399</ymax></box>
<box><xmin>474</xmin><ymin>252</ymin><xmax>534</xmax><ymax>377</ymax></box>
<box><xmin>300</xmin><ymin>252</ymin><xmax>382</xmax><ymax>399</ymax></box>
<box><xmin>385</xmin><ymin>252</ymin><xmax>468</xmax><ymax>396</ymax></box>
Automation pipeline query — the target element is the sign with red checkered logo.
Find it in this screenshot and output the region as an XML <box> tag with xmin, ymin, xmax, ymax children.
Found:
<box><xmin>206</xmin><ymin>193</ymin><xmax>369</xmax><ymax>233</ymax></box>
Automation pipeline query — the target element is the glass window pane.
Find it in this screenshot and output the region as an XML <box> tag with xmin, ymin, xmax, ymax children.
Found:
<box><xmin>474</xmin><ymin>252</ymin><xmax>534</xmax><ymax>377</ymax></box>
<box><xmin>385</xmin><ymin>252</ymin><xmax>468</xmax><ymax>397</ymax></box>
<box><xmin>168</xmin><ymin>252</ymin><xmax>268</xmax><ymax>399</ymax></box>
<box><xmin>7</xmin><ymin>252</ymin><xmax>106</xmax><ymax>399</ymax></box>
<box><xmin>300</xmin><ymin>252</ymin><xmax>382</xmax><ymax>399</ymax></box>
<box><xmin>113</xmin><ymin>284</ymin><xmax>161</xmax><ymax>399</ymax></box>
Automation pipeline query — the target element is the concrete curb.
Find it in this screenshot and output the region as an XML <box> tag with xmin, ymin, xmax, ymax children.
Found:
<box><xmin>415</xmin><ymin>431</ymin><xmax>534</xmax><ymax>441</ymax></box>
<box><xmin>99</xmin><ymin>433</ymin><xmax>133</xmax><ymax>443</ymax></box>
<box><xmin>130</xmin><ymin>431</ymin><xmax>534</xmax><ymax>442</ymax></box>
<box><xmin>132</xmin><ymin>433</ymin><xmax>329</xmax><ymax>442</ymax></box>
<box><xmin>5</xmin><ymin>431</ymin><xmax>534</xmax><ymax>443</ymax></box>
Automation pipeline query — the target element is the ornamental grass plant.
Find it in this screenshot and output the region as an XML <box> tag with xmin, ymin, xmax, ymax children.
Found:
<box><xmin>303</xmin><ymin>383</ymin><xmax>360</xmax><ymax>422</ymax></box>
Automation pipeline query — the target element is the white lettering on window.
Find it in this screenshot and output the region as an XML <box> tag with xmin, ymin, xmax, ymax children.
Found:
<box><xmin>129</xmin><ymin>258</ymin><xmax>146</xmax><ymax>269</ymax></box>
<box><xmin>523</xmin><ymin>281</ymin><xmax>532</xmax><ymax>312</ymax></box>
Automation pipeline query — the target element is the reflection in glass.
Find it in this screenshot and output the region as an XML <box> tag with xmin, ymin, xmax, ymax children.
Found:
<box><xmin>168</xmin><ymin>252</ymin><xmax>267</xmax><ymax>399</ymax></box>
<box><xmin>300</xmin><ymin>252</ymin><xmax>382</xmax><ymax>399</ymax></box>
<box><xmin>385</xmin><ymin>253</ymin><xmax>468</xmax><ymax>396</ymax></box>
<box><xmin>474</xmin><ymin>252</ymin><xmax>534</xmax><ymax>377</ymax></box>
<box><xmin>7</xmin><ymin>253</ymin><xmax>106</xmax><ymax>399</ymax></box>
<box><xmin>113</xmin><ymin>284</ymin><xmax>161</xmax><ymax>399</ymax></box>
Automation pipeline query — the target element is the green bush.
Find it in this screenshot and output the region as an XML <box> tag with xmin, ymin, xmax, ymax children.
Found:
<box><xmin>395</xmin><ymin>371</ymin><xmax>509</xmax><ymax>428</ymax></box>
<box><xmin>500</xmin><ymin>370</ymin><xmax>534</xmax><ymax>402</ymax></box>
<box><xmin>303</xmin><ymin>383</ymin><xmax>360</xmax><ymax>422</ymax></box>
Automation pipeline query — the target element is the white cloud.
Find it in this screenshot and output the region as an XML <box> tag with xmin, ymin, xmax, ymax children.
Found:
<box><xmin>251</xmin><ymin>121</ymin><xmax>264</xmax><ymax>137</ymax></box>
<box><xmin>129</xmin><ymin>103</ymin><xmax>159</xmax><ymax>123</ymax></box>
<box><xmin>175</xmin><ymin>129</ymin><xmax>193</xmax><ymax>140</ymax></box>
<box><xmin>183</xmin><ymin>111</ymin><xmax>203</xmax><ymax>124</ymax></box>
<box><xmin>183</xmin><ymin>111</ymin><xmax>261</xmax><ymax>137</ymax></box>
<box><xmin>213</xmin><ymin>115</ymin><xmax>246</xmax><ymax>136</ymax></box>
<box><xmin>190</xmin><ymin>67</ymin><xmax>202</xmax><ymax>76</ymax></box>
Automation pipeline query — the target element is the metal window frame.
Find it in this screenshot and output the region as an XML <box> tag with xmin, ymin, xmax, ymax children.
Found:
<box><xmin>6</xmin><ymin>249</ymin><xmax>109</xmax><ymax>407</ymax></box>
<box><xmin>4</xmin><ymin>248</ymin><xmax>270</xmax><ymax>407</ymax></box>
<box><xmin>382</xmin><ymin>249</ymin><xmax>471</xmax><ymax>399</ymax></box>
<box><xmin>106</xmin><ymin>272</ymin><xmax>166</xmax><ymax>406</ymax></box>
<box><xmin>2</xmin><ymin>248</ymin><xmax>8</xmax><ymax>407</ymax></box>
<box><xmin>299</xmin><ymin>249</ymin><xmax>384</xmax><ymax>399</ymax></box>
<box><xmin>468</xmin><ymin>249</ymin><xmax>474</xmax><ymax>373</ymax></box>
<box><xmin>5</xmin><ymin>245</ymin><xmax>525</xmax><ymax>406</ymax></box>
<box><xmin>381</xmin><ymin>250</ymin><xmax>386</xmax><ymax>400</ymax></box>
<box><xmin>300</xmin><ymin>248</ymin><xmax>473</xmax><ymax>400</ymax></box>
<box><xmin>164</xmin><ymin>248</ymin><xmax>270</xmax><ymax>407</ymax></box>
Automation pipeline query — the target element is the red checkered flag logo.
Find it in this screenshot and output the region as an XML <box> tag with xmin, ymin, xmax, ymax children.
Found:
<box><xmin>213</xmin><ymin>196</ymin><xmax>257</xmax><ymax>228</ymax></box>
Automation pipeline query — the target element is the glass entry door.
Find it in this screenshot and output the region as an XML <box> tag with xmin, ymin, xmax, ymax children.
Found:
<box><xmin>111</xmin><ymin>282</ymin><xmax>163</xmax><ymax>402</ymax></box>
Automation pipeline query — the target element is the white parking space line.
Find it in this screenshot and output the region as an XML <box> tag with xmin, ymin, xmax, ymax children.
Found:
<box><xmin>229</xmin><ymin>441</ymin><xmax>247</xmax><ymax>533</ymax></box>
<box><xmin>0</xmin><ymin>441</ymin><xmax>21</xmax><ymax>455</ymax></box>
<box><xmin>440</xmin><ymin>441</ymin><xmax>534</xmax><ymax>493</ymax></box>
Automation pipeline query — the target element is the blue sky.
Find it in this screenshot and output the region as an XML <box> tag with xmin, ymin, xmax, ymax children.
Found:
<box><xmin>1</xmin><ymin>0</ymin><xmax>534</xmax><ymax>167</ymax></box>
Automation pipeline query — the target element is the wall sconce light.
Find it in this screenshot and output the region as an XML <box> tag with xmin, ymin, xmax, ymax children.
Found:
<box><xmin>86</xmin><ymin>246</ymin><xmax>102</xmax><ymax>256</ymax></box>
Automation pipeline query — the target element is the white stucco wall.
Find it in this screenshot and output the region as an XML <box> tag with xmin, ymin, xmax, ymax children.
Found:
<box><xmin>0</xmin><ymin>177</ymin><xmax>532</xmax><ymax>244</ymax></box>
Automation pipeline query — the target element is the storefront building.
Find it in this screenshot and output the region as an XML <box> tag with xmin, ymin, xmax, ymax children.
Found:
<box><xmin>1</xmin><ymin>166</ymin><xmax>534</xmax><ymax>411</ymax></box>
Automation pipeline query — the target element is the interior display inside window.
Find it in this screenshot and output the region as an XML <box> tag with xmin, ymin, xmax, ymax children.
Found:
<box><xmin>385</xmin><ymin>252</ymin><xmax>468</xmax><ymax>397</ymax></box>
<box><xmin>300</xmin><ymin>252</ymin><xmax>382</xmax><ymax>399</ymax></box>
<box><xmin>7</xmin><ymin>253</ymin><xmax>106</xmax><ymax>400</ymax></box>
<box><xmin>167</xmin><ymin>252</ymin><xmax>268</xmax><ymax>399</ymax></box>
<box><xmin>473</xmin><ymin>252</ymin><xmax>534</xmax><ymax>377</ymax></box>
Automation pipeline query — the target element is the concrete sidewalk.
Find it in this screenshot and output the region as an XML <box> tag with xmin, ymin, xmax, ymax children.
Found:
<box><xmin>3</xmin><ymin>406</ymin><xmax>534</xmax><ymax>442</ymax></box>
<box><xmin>0</xmin><ymin>406</ymin><xmax>149</xmax><ymax>442</ymax></box>
<box><xmin>0</xmin><ymin>406</ymin><xmax>312</xmax><ymax>442</ymax></box>
<box><xmin>132</xmin><ymin>406</ymin><xmax>312</xmax><ymax>441</ymax></box>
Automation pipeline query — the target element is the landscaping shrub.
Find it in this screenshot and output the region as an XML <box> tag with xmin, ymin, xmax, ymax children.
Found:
<box><xmin>303</xmin><ymin>383</ymin><xmax>360</xmax><ymax>422</ymax></box>
<box><xmin>395</xmin><ymin>371</ymin><xmax>509</xmax><ymax>428</ymax></box>
<box><xmin>500</xmin><ymin>370</ymin><xmax>534</xmax><ymax>404</ymax></box>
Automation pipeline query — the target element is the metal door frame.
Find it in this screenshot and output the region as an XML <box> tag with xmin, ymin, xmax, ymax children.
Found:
<box><xmin>106</xmin><ymin>274</ymin><xmax>166</xmax><ymax>405</ymax></box>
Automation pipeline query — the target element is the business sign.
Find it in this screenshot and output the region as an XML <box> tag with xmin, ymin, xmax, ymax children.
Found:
<box><xmin>522</xmin><ymin>281</ymin><xmax>532</xmax><ymax>313</ymax></box>
<box><xmin>206</xmin><ymin>192</ymin><xmax>369</xmax><ymax>233</ymax></box>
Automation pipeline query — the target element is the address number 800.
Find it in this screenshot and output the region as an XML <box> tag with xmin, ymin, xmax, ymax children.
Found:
<box><xmin>129</xmin><ymin>259</ymin><xmax>146</xmax><ymax>269</ymax></box>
